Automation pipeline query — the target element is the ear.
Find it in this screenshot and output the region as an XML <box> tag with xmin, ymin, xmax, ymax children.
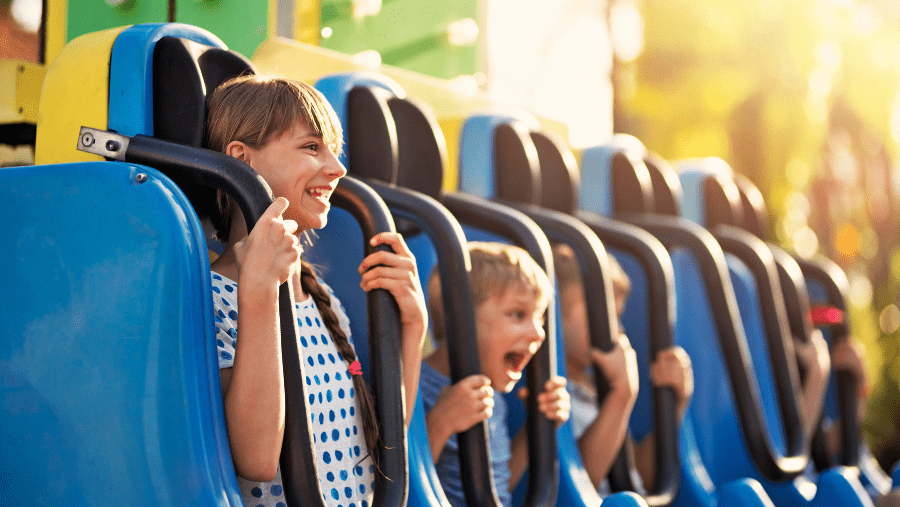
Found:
<box><xmin>225</xmin><ymin>140</ymin><xmax>251</xmax><ymax>163</ymax></box>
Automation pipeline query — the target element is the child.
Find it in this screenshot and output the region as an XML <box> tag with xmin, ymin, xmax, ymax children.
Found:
<box><xmin>205</xmin><ymin>75</ymin><xmax>428</xmax><ymax>507</ymax></box>
<box><xmin>552</xmin><ymin>243</ymin><xmax>692</xmax><ymax>490</ymax></box>
<box><xmin>421</xmin><ymin>242</ymin><xmax>570</xmax><ymax>507</ymax></box>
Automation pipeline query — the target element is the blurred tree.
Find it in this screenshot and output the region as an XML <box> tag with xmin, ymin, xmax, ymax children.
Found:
<box><xmin>615</xmin><ymin>0</ymin><xmax>900</xmax><ymax>471</ymax></box>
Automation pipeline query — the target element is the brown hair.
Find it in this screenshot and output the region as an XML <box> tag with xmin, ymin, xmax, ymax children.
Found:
<box><xmin>429</xmin><ymin>241</ymin><xmax>552</xmax><ymax>343</ymax></box>
<box><xmin>205</xmin><ymin>75</ymin><xmax>380</xmax><ymax>466</ymax></box>
<box><xmin>552</xmin><ymin>243</ymin><xmax>630</xmax><ymax>315</ymax></box>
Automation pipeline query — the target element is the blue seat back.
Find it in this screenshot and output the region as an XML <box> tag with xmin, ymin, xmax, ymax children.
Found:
<box><xmin>678</xmin><ymin>164</ymin><xmax>789</xmax><ymax>463</ymax></box>
<box><xmin>1</xmin><ymin>162</ymin><xmax>239</xmax><ymax>506</ymax></box>
<box><xmin>578</xmin><ymin>138</ymin><xmax>665</xmax><ymax>443</ymax></box>
<box><xmin>315</xmin><ymin>71</ymin><xmax>450</xmax><ymax>507</ymax></box>
<box><xmin>460</xmin><ymin>113</ymin><xmax>595</xmax><ymax>507</ymax></box>
<box><xmin>579</xmin><ymin>139</ymin><xmax>770</xmax><ymax>507</ymax></box>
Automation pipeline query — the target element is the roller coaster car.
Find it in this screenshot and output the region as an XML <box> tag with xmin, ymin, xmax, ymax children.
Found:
<box><xmin>4</xmin><ymin>22</ymin><xmax>408</xmax><ymax>507</ymax></box>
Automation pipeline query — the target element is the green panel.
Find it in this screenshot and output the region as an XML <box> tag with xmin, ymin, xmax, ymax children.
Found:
<box><xmin>176</xmin><ymin>0</ymin><xmax>268</xmax><ymax>58</ymax></box>
<box><xmin>320</xmin><ymin>0</ymin><xmax>478</xmax><ymax>80</ymax></box>
<box><xmin>67</xmin><ymin>0</ymin><xmax>168</xmax><ymax>43</ymax></box>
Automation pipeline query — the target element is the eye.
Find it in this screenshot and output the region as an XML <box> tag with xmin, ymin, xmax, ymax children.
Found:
<box><xmin>510</xmin><ymin>310</ymin><xmax>526</xmax><ymax>320</ymax></box>
<box><xmin>302</xmin><ymin>142</ymin><xmax>319</xmax><ymax>152</ymax></box>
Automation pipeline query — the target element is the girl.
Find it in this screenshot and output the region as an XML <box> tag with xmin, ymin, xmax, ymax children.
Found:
<box><xmin>205</xmin><ymin>75</ymin><xmax>428</xmax><ymax>507</ymax></box>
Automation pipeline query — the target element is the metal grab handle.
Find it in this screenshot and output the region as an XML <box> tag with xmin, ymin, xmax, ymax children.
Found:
<box><xmin>712</xmin><ymin>226</ymin><xmax>808</xmax><ymax>461</ymax></box>
<box><xmin>330</xmin><ymin>176</ymin><xmax>408</xmax><ymax>507</ymax></box>
<box><xmin>622</xmin><ymin>214</ymin><xmax>808</xmax><ymax>482</ymax></box>
<box><xmin>362</xmin><ymin>179</ymin><xmax>476</xmax><ymax>507</ymax></box>
<box><xmin>575</xmin><ymin>210</ymin><xmax>680</xmax><ymax>506</ymax></box>
<box><xmin>442</xmin><ymin>192</ymin><xmax>559</xmax><ymax>507</ymax></box>
<box><xmin>794</xmin><ymin>256</ymin><xmax>860</xmax><ymax>468</ymax></box>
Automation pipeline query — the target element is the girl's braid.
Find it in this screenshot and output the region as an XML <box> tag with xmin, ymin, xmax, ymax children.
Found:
<box><xmin>299</xmin><ymin>260</ymin><xmax>381</xmax><ymax>467</ymax></box>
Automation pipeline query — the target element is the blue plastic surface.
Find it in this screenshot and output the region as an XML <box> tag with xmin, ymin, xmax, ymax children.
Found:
<box><xmin>458</xmin><ymin>112</ymin><xmax>541</xmax><ymax>200</ymax></box>
<box><xmin>315</xmin><ymin>72</ymin><xmax>406</xmax><ymax>169</ymax></box>
<box><xmin>0</xmin><ymin>162</ymin><xmax>240</xmax><ymax>506</ymax></box>
<box><xmin>107</xmin><ymin>23</ymin><xmax>226</xmax><ymax>137</ymax></box>
<box><xmin>675</xmin><ymin>161</ymin><xmax>872</xmax><ymax>506</ymax></box>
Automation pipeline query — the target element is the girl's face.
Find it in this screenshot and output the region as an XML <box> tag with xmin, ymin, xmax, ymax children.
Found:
<box><xmin>475</xmin><ymin>283</ymin><xmax>547</xmax><ymax>393</ymax></box>
<box><xmin>242</xmin><ymin>120</ymin><xmax>346</xmax><ymax>231</ymax></box>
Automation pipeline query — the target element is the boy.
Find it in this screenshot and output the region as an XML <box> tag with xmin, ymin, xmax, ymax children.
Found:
<box><xmin>553</xmin><ymin>243</ymin><xmax>693</xmax><ymax>490</ymax></box>
<box><xmin>420</xmin><ymin>242</ymin><xmax>570</xmax><ymax>507</ymax></box>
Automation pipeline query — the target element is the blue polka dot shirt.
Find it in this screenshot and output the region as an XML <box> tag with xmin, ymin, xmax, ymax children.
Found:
<box><xmin>213</xmin><ymin>271</ymin><xmax>375</xmax><ymax>507</ymax></box>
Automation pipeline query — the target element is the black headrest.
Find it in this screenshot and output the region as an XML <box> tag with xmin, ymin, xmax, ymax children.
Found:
<box><xmin>644</xmin><ymin>153</ymin><xmax>681</xmax><ymax>216</ymax></box>
<box><xmin>387</xmin><ymin>96</ymin><xmax>445</xmax><ymax>199</ymax></box>
<box><xmin>152</xmin><ymin>37</ymin><xmax>255</xmax><ymax>221</ymax></box>
<box><xmin>495</xmin><ymin>123</ymin><xmax>541</xmax><ymax>204</ymax></box>
<box><xmin>153</xmin><ymin>37</ymin><xmax>255</xmax><ymax>147</ymax></box>
<box><xmin>734</xmin><ymin>173</ymin><xmax>770</xmax><ymax>240</ymax></box>
<box><xmin>532</xmin><ymin>131</ymin><xmax>579</xmax><ymax>214</ymax></box>
<box><xmin>347</xmin><ymin>86</ymin><xmax>399</xmax><ymax>183</ymax></box>
<box><xmin>704</xmin><ymin>174</ymin><xmax>744</xmax><ymax>230</ymax></box>
<box><xmin>611</xmin><ymin>149</ymin><xmax>654</xmax><ymax>215</ymax></box>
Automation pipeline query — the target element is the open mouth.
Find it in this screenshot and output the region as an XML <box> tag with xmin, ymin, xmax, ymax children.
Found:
<box><xmin>504</xmin><ymin>351</ymin><xmax>528</xmax><ymax>374</ymax></box>
<box><xmin>306</xmin><ymin>186</ymin><xmax>333</xmax><ymax>202</ymax></box>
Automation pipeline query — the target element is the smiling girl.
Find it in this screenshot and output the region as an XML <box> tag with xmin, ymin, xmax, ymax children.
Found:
<box><xmin>205</xmin><ymin>75</ymin><xmax>427</xmax><ymax>507</ymax></box>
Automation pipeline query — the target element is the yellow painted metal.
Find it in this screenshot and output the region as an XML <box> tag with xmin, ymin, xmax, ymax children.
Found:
<box><xmin>0</xmin><ymin>60</ymin><xmax>45</xmax><ymax>125</ymax></box>
<box><xmin>35</xmin><ymin>26</ymin><xmax>126</xmax><ymax>165</ymax></box>
<box><xmin>44</xmin><ymin>0</ymin><xmax>68</xmax><ymax>67</ymax></box>
<box><xmin>252</xmin><ymin>36</ymin><xmax>568</xmax><ymax>192</ymax></box>
<box><xmin>295</xmin><ymin>0</ymin><xmax>320</xmax><ymax>46</ymax></box>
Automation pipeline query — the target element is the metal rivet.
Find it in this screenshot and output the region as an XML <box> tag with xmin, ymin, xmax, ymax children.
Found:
<box><xmin>81</xmin><ymin>132</ymin><xmax>95</xmax><ymax>147</ymax></box>
<box><xmin>135</xmin><ymin>173</ymin><xmax>148</xmax><ymax>184</ymax></box>
<box><xmin>105</xmin><ymin>140</ymin><xmax>120</xmax><ymax>152</ymax></box>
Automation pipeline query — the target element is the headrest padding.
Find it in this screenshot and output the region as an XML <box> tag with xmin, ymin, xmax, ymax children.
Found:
<box><xmin>495</xmin><ymin>123</ymin><xmax>541</xmax><ymax>204</ymax></box>
<box><xmin>347</xmin><ymin>86</ymin><xmax>398</xmax><ymax>183</ymax></box>
<box><xmin>389</xmin><ymin>96</ymin><xmax>445</xmax><ymax>199</ymax></box>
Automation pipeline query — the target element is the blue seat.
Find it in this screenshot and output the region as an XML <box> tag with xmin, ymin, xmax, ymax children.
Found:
<box><xmin>474</xmin><ymin>114</ymin><xmax>684</xmax><ymax>507</ymax></box>
<box><xmin>670</xmin><ymin>155</ymin><xmax>872</xmax><ymax>505</ymax></box>
<box><xmin>731</xmin><ymin>175</ymin><xmax>897</xmax><ymax>501</ymax></box>
<box><xmin>458</xmin><ymin>112</ymin><xmax>658</xmax><ymax>507</ymax></box>
<box><xmin>580</xmin><ymin>136</ymin><xmax>782</xmax><ymax>507</ymax></box>
<box><xmin>0</xmin><ymin>162</ymin><xmax>241</xmax><ymax>506</ymax></box>
<box><xmin>314</xmin><ymin>71</ymin><xmax>469</xmax><ymax>507</ymax></box>
<box><xmin>21</xmin><ymin>22</ymin><xmax>409</xmax><ymax>507</ymax></box>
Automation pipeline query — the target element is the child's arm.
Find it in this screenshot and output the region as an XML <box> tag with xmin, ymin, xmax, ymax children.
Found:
<box><xmin>634</xmin><ymin>345</ymin><xmax>693</xmax><ymax>488</ymax></box>
<box><xmin>508</xmin><ymin>376</ymin><xmax>571</xmax><ymax>488</ymax></box>
<box><xmin>358</xmin><ymin>232</ymin><xmax>428</xmax><ymax>427</ymax></box>
<box><xmin>826</xmin><ymin>335</ymin><xmax>868</xmax><ymax>454</ymax></box>
<box><xmin>794</xmin><ymin>329</ymin><xmax>831</xmax><ymax>439</ymax></box>
<box><xmin>577</xmin><ymin>334</ymin><xmax>640</xmax><ymax>489</ymax></box>
<box><xmin>220</xmin><ymin>198</ymin><xmax>302</xmax><ymax>482</ymax></box>
<box><xmin>424</xmin><ymin>375</ymin><xmax>495</xmax><ymax>463</ymax></box>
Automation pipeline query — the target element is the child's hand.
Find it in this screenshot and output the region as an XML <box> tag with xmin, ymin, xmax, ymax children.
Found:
<box><xmin>591</xmin><ymin>333</ymin><xmax>640</xmax><ymax>405</ymax></box>
<box><xmin>359</xmin><ymin>232</ymin><xmax>428</xmax><ymax>340</ymax></box>
<box><xmin>795</xmin><ymin>329</ymin><xmax>831</xmax><ymax>387</ymax></box>
<box><xmin>519</xmin><ymin>376</ymin><xmax>570</xmax><ymax>427</ymax></box>
<box><xmin>650</xmin><ymin>346</ymin><xmax>694</xmax><ymax>421</ymax></box>
<box><xmin>831</xmin><ymin>335</ymin><xmax>869</xmax><ymax>421</ymax></box>
<box><xmin>428</xmin><ymin>375</ymin><xmax>495</xmax><ymax>435</ymax></box>
<box><xmin>234</xmin><ymin>197</ymin><xmax>301</xmax><ymax>290</ymax></box>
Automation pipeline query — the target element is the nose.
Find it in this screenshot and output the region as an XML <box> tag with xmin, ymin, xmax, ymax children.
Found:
<box><xmin>323</xmin><ymin>149</ymin><xmax>348</xmax><ymax>179</ymax></box>
<box><xmin>526</xmin><ymin>317</ymin><xmax>546</xmax><ymax>345</ymax></box>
